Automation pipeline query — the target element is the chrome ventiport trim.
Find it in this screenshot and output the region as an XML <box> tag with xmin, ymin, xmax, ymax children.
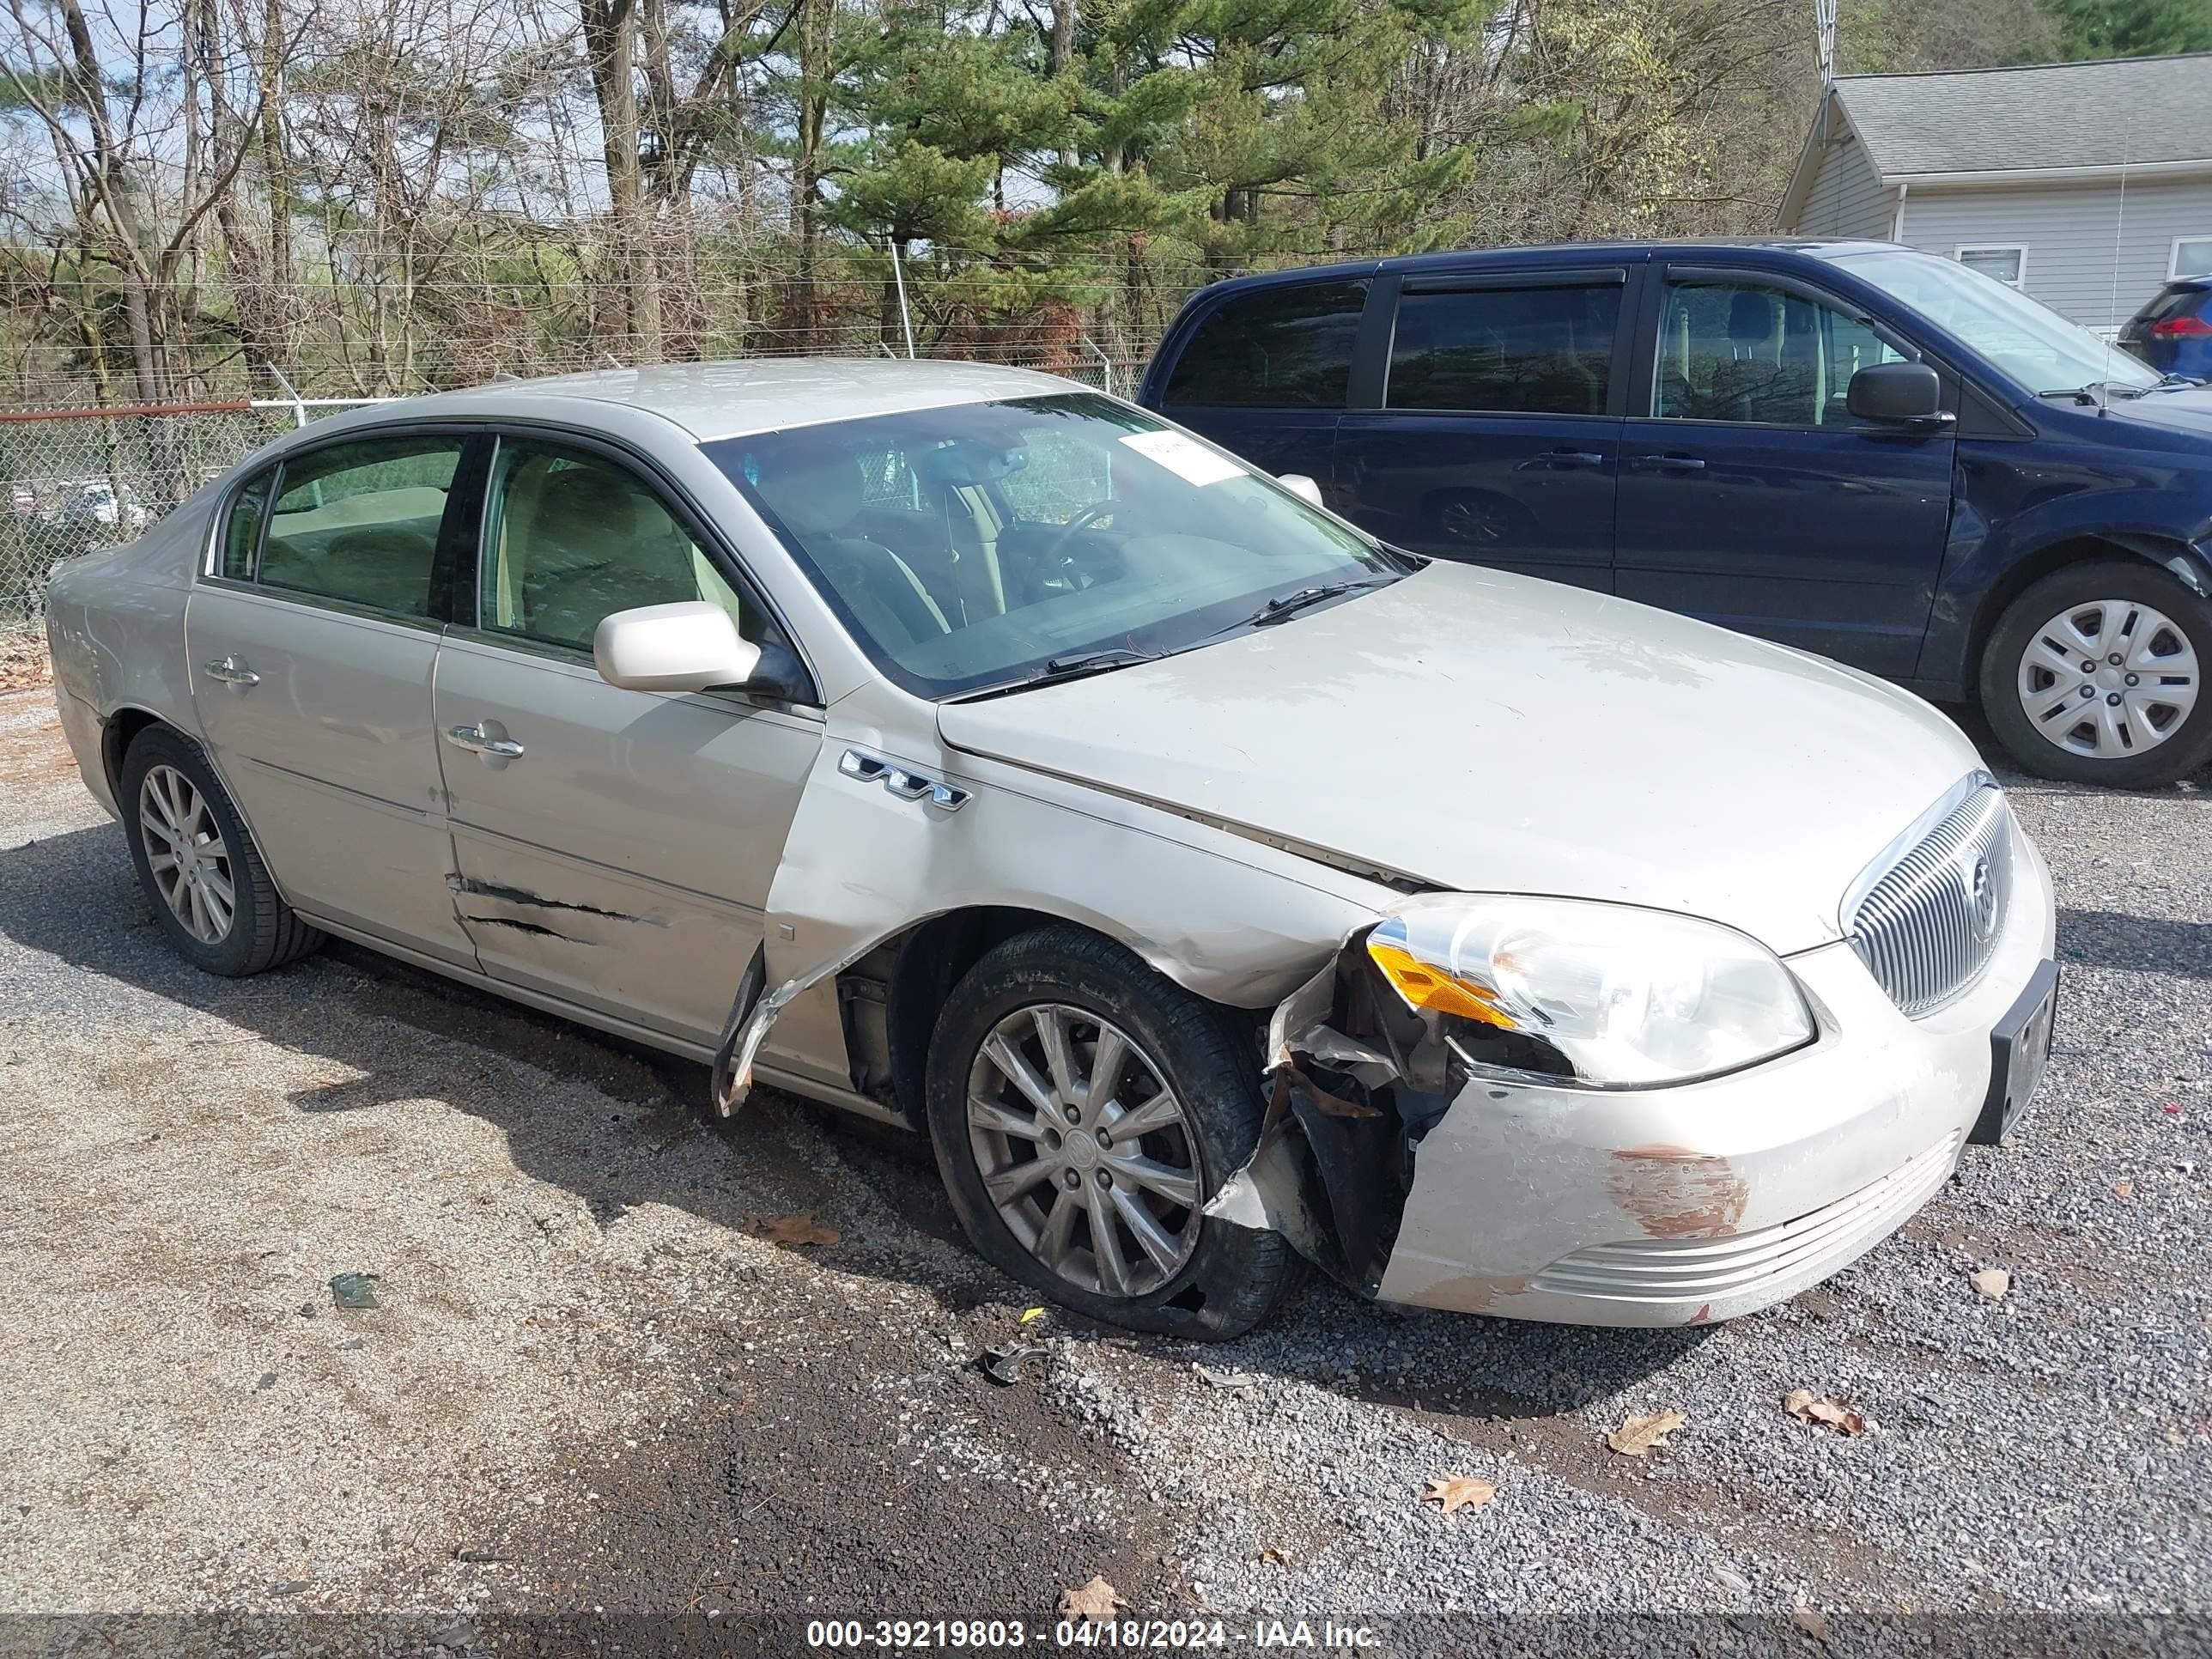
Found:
<box><xmin>1844</xmin><ymin>773</ymin><xmax>2013</xmax><ymax>1017</ymax></box>
<box><xmin>839</xmin><ymin>748</ymin><xmax>970</xmax><ymax>811</ymax></box>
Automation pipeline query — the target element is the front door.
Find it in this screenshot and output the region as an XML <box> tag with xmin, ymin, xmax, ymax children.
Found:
<box><xmin>1332</xmin><ymin>275</ymin><xmax>1630</xmax><ymax>590</ymax></box>
<box><xmin>185</xmin><ymin>432</ymin><xmax>477</xmax><ymax>963</ymax></box>
<box><xmin>433</xmin><ymin>434</ymin><xmax>819</xmax><ymax>1047</ymax></box>
<box><xmin>1613</xmin><ymin>270</ymin><xmax>1956</xmax><ymax>677</ymax></box>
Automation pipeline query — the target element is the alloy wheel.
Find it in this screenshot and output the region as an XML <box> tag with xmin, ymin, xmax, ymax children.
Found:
<box><xmin>2015</xmin><ymin>599</ymin><xmax>2198</xmax><ymax>760</ymax></box>
<box><xmin>965</xmin><ymin>1002</ymin><xmax>1203</xmax><ymax>1298</ymax></box>
<box><xmin>139</xmin><ymin>763</ymin><xmax>236</xmax><ymax>944</ymax></box>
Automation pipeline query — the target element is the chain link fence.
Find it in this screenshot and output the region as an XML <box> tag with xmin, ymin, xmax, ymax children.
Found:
<box><xmin>0</xmin><ymin>348</ymin><xmax>1149</xmax><ymax>682</ymax></box>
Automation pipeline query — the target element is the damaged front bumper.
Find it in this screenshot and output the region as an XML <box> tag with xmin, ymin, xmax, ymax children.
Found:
<box><xmin>1209</xmin><ymin>841</ymin><xmax>2058</xmax><ymax>1328</ymax></box>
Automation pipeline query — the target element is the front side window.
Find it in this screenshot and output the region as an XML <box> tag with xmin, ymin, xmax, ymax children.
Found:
<box><xmin>258</xmin><ymin>437</ymin><xmax>463</xmax><ymax>617</ymax></box>
<box><xmin>1957</xmin><ymin>246</ymin><xmax>2026</xmax><ymax>289</ymax></box>
<box><xmin>708</xmin><ymin>393</ymin><xmax>1398</xmax><ymax>698</ymax></box>
<box><xmin>1160</xmin><ymin>281</ymin><xmax>1368</xmax><ymax>410</ymax></box>
<box><xmin>478</xmin><ymin>441</ymin><xmax>757</xmax><ymax>653</ymax></box>
<box><xmin>1653</xmin><ymin>281</ymin><xmax>1905</xmax><ymax>427</ymax></box>
<box><xmin>1826</xmin><ymin>246</ymin><xmax>2160</xmax><ymax>394</ymax></box>
<box><xmin>1387</xmin><ymin>285</ymin><xmax>1620</xmax><ymax>415</ymax></box>
<box><xmin>220</xmin><ymin>470</ymin><xmax>271</xmax><ymax>580</ymax></box>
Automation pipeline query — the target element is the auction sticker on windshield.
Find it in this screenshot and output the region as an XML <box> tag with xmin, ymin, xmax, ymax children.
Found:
<box><xmin>1120</xmin><ymin>428</ymin><xmax>1245</xmax><ymax>487</ymax></box>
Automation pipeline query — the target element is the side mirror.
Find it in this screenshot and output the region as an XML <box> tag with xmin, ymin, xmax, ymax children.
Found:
<box><xmin>1847</xmin><ymin>361</ymin><xmax>1945</xmax><ymax>424</ymax></box>
<box><xmin>1277</xmin><ymin>472</ymin><xmax>1325</xmax><ymax>508</ymax></box>
<box><xmin>593</xmin><ymin>600</ymin><xmax>763</xmax><ymax>694</ymax></box>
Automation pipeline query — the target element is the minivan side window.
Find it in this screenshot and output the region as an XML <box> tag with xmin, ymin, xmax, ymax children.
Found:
<box><xmin>1387</xmin><ymin>286</ymin><xmax>1621</xmax><ymax>415</ymax></box>
<box><xmin>1653</xmin><ymin>281</ymin><xmax>1905</xmax><ymax>428</ymax></box>
<box><xmin>258</xmin><ymin>437</ymin><xmax>464</xmax><ymax>617</ymax></box>
<box><xmin>1161</xmin><ymin>281</ymin><xmax>1369</xmax><ymax>409</ymax></box>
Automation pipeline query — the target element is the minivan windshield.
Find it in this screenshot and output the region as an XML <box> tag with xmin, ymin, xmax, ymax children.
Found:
<box><xmin>1826</xmin><ymin>247</ymin><xmax>2162</xmax><ymax>395</ymax></box>
<box><xmin>706</xmin><ymin>393</ymin><xmax>1399</xmax><ymax>698</ymax></box>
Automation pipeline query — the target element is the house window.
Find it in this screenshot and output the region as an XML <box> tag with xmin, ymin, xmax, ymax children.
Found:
<box><xmin>2174</xmin><ymin>237</ymin><xmax>2212</xmax><ymax>279</ymax></box>
<box><xmin>1956</xmin><ymin>246</ymin><xmax>2027</xmax><ymax>289</ymax></box>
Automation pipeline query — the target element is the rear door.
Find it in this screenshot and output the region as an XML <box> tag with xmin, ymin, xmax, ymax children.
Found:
<box><xmin>433</xmin><ymin>432</ymin><xmax>820</xmax><ymax>1048</ymax></box>
<box><xmin>1151</xmin><ymin>278</ymin><xmax>1367</xmax><ymax>486</ymax></box>
<box><xmin>1612</xmin><ymin>264</ymin><xmax>1956</xmax><ymax>677</ymax></box>
<box><xmin>186</xmin><ymin>431</ymin><xmax>479</xmax><ymax>963</ymax></box>
<box><xmin>1331</xmin><ymin>267</ymin><xmax>1633</xmax><ymax>591</ymax></box>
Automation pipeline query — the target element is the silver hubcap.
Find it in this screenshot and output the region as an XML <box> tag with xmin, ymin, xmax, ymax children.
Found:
<box><xmin>2017</xmin><ymin>599</ymin><xmax>2198</xmax><ymax>760</ymax></box>
<box><xmin>139</xmin><ymin>764</ymin><xmax>235</xmax><ymax>945</ymax></box>
<box><xmin>966</xmin><ymin>1003</ymin><xmax>1203</xmax><ymax>1299</ymax></box>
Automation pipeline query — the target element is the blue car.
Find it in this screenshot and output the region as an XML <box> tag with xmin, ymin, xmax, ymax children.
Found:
<box><xmin>1137</xmin><ymin>240</ymin><xmax>2212</xmax><ymax>787</ymax></box>
<box><xmin>2121</xmin><ymin>276</ymin><xmax>2212</xmax><ymax>383</ymax></box>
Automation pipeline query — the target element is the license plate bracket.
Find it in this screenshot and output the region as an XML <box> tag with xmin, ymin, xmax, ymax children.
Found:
<box><xmin>1972</xmin><ymin>959</ymin><xmax>2059</xmax><ymax>1146</ymax></box>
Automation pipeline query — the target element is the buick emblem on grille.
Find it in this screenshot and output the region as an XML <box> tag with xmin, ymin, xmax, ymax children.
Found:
<box><xmin>1966</xmin><ymin>851</ymin><xmax>2000</xmax><ymax>944</ymax></box>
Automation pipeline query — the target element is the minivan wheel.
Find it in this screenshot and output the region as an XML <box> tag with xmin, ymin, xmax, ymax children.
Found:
<box><xmin>923</xmin><ymin>926</ymin><xmax>1299</xmax><ymax>1341</ymax></box>
<box><xmin>119</xmin><ymin>726</ymin><xmax>323</xmax><ymax>975</ymax></box>
<box><xmin>1979</xmin><ymin>561</ymin><xmax>2212</xmax><ymax>787</ymax></box>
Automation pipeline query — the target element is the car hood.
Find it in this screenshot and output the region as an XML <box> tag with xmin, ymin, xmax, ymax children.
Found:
<box><xmin>2097</xmin><ymin>384</ymin><xmax>2212</xmax><ymax>440</ymax></box>
<box><xmin>935</xmin><ymin>562</ymin><xmax>1987</xmax><ymax>955</ymax></box>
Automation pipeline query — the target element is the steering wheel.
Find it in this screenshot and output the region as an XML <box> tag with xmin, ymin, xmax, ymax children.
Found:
<box><xmin>1036</xmin><ymin>499</ymin><xmax>1115</xmax><ymax>566</ymax></box>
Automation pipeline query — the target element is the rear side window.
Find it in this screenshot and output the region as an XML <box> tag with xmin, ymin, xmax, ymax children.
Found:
<box><xmin>220</xmin><ymin>471</ymin><xmax>271</xmax><ymax>580</ymax></box>
<box><xmin>258</xmin><ymin>437</ymin><xmax>463</xmax><ymax>617</ymax></box>
<box><xmin>1387</xmin><ymin>286</ymin><xmax>1621</xmax><ymax>415</ymax></box>
<box><xmin>1161</xmin><ymin>281</ymin><xmax>1368</xmax><ymax>410</ymax></box>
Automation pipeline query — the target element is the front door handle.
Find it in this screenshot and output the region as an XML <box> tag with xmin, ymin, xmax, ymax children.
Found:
<box><xmin>1632</xmin><ymin>453</ymin><xmax>1707</xmax><ymax>473</ymax></box>
<box><xmin>1540</xmin><ymin>449</ymin><xmax>1608</xmax><ymax>467</ymax></box>
<box><xmin>203</xmin><ymin>656</ymin><xmax>259</xmax><ymax>687</ymax></box>
<box><xmin>446</xmin><ymin>722</ymin><xmax>525</xmax><ymax>759</ymax></box>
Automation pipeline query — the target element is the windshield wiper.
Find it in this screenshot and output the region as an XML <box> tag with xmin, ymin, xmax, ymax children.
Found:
<box><xmin>1238</xmin><ymin>576</ymin><xmax>1395</xmax><ymax>629</ymax></box>
<box><xmin>1040</xmin><ymin>647</ymin><xmax>1158</xmax><ymax>678</ymax></box>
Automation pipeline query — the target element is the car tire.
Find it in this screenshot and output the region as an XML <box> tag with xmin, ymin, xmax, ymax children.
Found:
<box><xmin>120</xmin><ymin>726</ymin><xmax>323</xmax><ymax>976</ymax></box>
<box><xmin>1979</xmin><ymin>560</ymin><xmax>2212</xmax><ymax>788</ymax></box>
<box><xmin>923</xmin><ymin>926</ymin><xmax>1300</xmax><ymax>1341</ymax></box>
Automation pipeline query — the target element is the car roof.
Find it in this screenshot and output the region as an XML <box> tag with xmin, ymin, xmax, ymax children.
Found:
<box><xmin>1193</xmin><ymin>239</ymin><xmax>1900</xmax><ymax>293</ymax></box>
<box><xmin>366</xmin><ymin>356</ymin><xmax>1084</xmax><ymax>444</ymax></box>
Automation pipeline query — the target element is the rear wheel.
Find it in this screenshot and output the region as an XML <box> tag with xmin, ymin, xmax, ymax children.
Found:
<box><xmin>1979</xmin><ymin>561</ymin><xmax>2212</xmax><ymax>787</ymax></box>
<box><xmin>923</xmin><ymin>926</ymin><xmax>1298</xmax><ymax>1341</ymax></box>
<box><xmin>120</xmin><ymin>726</ymin><xmax>323</xmax><ymax>976</ymax></box>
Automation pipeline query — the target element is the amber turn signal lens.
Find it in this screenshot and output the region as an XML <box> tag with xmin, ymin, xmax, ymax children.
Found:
<box><xmin>1366</xmin><ymin>938</ymin><xmax>1516</xmax><ymax>1029</ymax></box>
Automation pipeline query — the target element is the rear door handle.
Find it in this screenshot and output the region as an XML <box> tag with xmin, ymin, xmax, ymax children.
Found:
<box><xmin>1632</xmin><ymin>453</ymin><xmax>1707</xmax><ymax>472</ymax></box>
<box><xmin>446</xmin><ymin>722</ymin><xmax>525</xmax><ymax>759</ymax></box>
<box><xmin>203</xmin><ymin>656</ymin><xmax>259</xmax><ymax>687</ymax></box>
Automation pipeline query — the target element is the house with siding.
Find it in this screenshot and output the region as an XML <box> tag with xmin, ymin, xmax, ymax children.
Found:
<box><xmin>1778</xmin><ymin>54</ymin><xmax>2212</xmax><ymax>334</ymax></box>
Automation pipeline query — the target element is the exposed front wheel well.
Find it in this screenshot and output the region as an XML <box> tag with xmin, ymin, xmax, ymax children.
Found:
<box><xmin>866</xmin><ymin>907</ymin><xmax>1260</xmax><ymax>1127</ymax></box>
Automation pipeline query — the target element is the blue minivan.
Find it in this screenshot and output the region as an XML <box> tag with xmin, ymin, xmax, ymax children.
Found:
<box><xmin>1137</xmin><ymin>240</ymin><xmax>2212</xmax><ymax>787</ymax></box>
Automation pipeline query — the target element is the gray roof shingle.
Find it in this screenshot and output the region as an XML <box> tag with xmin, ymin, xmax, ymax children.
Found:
<box><xmin>1835</xmin><ymin>54</ymin><xmax>2212</xmax><ymax>177</ymax></box>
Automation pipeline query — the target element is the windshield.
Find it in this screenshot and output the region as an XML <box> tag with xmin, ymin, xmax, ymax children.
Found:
<box><xmin>1826</xmin><ymin>247</ymin><xmax>2161</xmax><ymax>394</ymax></box>
<box><xmin>706</xmin><ymin>393</ymin><xmax>1397</xmax><ymax>697</ymax></box>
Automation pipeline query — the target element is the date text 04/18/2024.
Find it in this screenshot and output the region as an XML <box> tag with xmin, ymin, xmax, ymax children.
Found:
<box><xmin>804</xmin><ymin>1620</ymin><xmax>1383</xmax><ymax>1649</ymax></box>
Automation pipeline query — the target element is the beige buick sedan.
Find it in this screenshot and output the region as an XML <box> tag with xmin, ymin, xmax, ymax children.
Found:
<box><xmin>44</xmin><ymin>361</ymin><xmax>2057</xmax><ymax>1340</ymax></box>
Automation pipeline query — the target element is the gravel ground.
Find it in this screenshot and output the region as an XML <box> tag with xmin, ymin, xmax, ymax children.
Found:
<box><xmin>1</xmin><ymin>685</ymin><xmax>2207</xmax><ymax>1657</ymax></box>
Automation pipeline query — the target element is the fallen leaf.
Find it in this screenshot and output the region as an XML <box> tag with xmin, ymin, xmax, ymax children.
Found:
<box><xmin>750</xmin><ymin>1214</ymin><xmax>840</xmax><ymax>1247</ymax></box>
<box><xmin>1969</xmin><ymin>1267</ymin><xmax>2011</xmax><ymax>1302</ymax></box>
<box><xmin>1059</xmin><ymin>1576</ymin><xmax>1127</xmax><ymax>1624</ymax></box>
<box><xmin>1784</xmin><ymin>1389</ymin><xmax>1867</xmax><ymax>1436</ymax></box>
<box><xmin>1257</xmin><ymin>1546</ymin><xmax>1289</xmax><ymax>1566</ymax></box>
<box><xmin>2112</xmin><ymin>1181</ymin><xmax>2135</xmax><ymax>1200</ymax></box>
<box><xmin>1607</xmin><ymin>1409</ymin><xmax>1686</xmax><ymax>1457</ymax></box>
<box><xmin>1792</xmin><ymin>1603</ymin><xmax>1832</xmax><ymax>1645</ymax></box>
<box><xmin>1018</xmin><ymin>1306</ymin><xmax>1046</xmax><ymax>1323</ymax></box>
<box><xmin>1420</xmin><ymin>1474</ymin><xmax>1497</xmax><ymax>1514</ymax></box>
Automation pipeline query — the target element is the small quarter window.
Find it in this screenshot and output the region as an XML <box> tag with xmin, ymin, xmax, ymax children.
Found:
<box><xmin>259</xmin><ymin>437</ymin><xmax>464</xmax><ymax>617</ymax></box>
<box><xmin>220</xmin><ymin>471</ymin><xmax>272</xmax><ymax>580</ymax></box>
<box><xmin>1161</xmin><ymin>281</ymin><xmax>1368</xmax><ymax>410</ymax></box>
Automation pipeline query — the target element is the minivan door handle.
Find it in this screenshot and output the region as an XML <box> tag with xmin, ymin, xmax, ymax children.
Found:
<box><xmin>1631</xmin><ymin>453</ymin><xmax>1707</xmax><ymax>473</ymax></box>
<box><xmin>1538</xmin><ymin>448</ymin><xmax>1608</xmax><ymax>467</ymax></box>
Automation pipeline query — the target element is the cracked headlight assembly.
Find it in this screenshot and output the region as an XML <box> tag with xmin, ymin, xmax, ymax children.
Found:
<box><xmin>1364</xmin><ymin>896</ymin><xmax>1815</xmax><ymax>1087</ymax></box>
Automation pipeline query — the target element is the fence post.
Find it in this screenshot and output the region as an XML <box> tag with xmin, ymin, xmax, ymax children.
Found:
<box><xmin>1080</xmin><ymin>335</ymin><xmax>1115</xmax><ymax>397</ymax></box>
<box><xmin>264</xmin><ymin>364</ymin><xmax>308</xmax><ymax>428</ymax></box>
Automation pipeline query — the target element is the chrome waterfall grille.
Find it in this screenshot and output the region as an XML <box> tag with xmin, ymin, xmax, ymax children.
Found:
<box><xmin>1844</xmin><ymin>779</ymin><xmax>2014</xmax><ymax>1018</ymax></box>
